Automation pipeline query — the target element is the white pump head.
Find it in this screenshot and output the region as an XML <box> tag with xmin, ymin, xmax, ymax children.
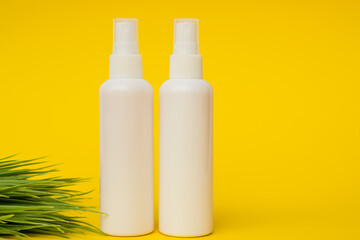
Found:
<box><xmin>113</xmin><ymin>18</ymin><xmax>139</xmax><ymax>54</ymax></box>
<box><xmin>173</xmin><ymin>19</ymin><xmax>199</xmax><ymax>55</ymax></box>
<box><xmin>110</xmin><ymin>18</ymin><xmax>142</xmax><ymax>79</ymax></box>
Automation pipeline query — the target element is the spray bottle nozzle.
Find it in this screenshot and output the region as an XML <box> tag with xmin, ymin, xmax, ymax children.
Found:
<box><xmin>173</xmin><ymin>19</ymin><xmax>199</xmax><ymax>55</ymax></box>
<box><xmin>113</xmin><ymin>18</ymin><xmax>139</xmax><ymax>54</ymax></box>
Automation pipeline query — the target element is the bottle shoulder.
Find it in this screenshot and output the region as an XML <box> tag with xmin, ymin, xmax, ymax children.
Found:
<box><xmin>100</xmin><ymin>78</ymin><xmax>153</xmax><ymax>94</ymax></box>
<box><xmin>160</xmin><ymin>79</ymin><xmax>212</xmax><ymax>94</ymax></box>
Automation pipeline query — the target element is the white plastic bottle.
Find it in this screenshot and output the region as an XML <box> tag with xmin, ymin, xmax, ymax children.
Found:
<box><xmin>159</xmin><ymin>19</ymin><xmax>213</xmax><ymax>237</ymax></box>
<box><xmin>100</xmin><ymin>18</ymin><xmax>153</xmax><ymax>236</ymax></box>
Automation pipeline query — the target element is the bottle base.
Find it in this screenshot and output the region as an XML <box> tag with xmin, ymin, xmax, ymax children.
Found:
<box><xmin>103</xmin><ymin>229</ymin><xmax>154</xmax><ymax>237</ymax></box>
<box><xmin>159</xmin><ymin>230</ymin><xmax>213</xmax><ymax>238</ymax></box>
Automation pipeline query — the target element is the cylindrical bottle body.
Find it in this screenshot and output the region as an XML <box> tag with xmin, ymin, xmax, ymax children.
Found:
<box><xmin>100</xmin><ymin>78</ymin><xmax>153</xmax><ymax>236</ymax></box>
<box><xmin>159</xmin><ymin>79</ymin><xmax>213</xmax><ymax>237</ymax></box>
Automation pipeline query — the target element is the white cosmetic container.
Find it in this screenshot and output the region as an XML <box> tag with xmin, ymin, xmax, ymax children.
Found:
<box><xmin>100</xmin><ymin>18</ymin><xmax>154</xmax><ymax>236</ymax></box>
<box><xmin>159</xmin><ymin>19</ymin><xmax>213</xmax><ymax>237</ymax></box>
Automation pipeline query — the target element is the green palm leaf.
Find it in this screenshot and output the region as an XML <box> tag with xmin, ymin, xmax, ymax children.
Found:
<box><xmin>0</xmin><ymin>155</ymin><xmax>104</xmax><ymax>239</ymax></box>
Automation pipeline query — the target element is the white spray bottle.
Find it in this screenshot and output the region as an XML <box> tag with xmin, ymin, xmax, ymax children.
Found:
<box><xmin>159</xmin><ymin>18</ymin><xmax>213</xmax><ymax>237</ymax></box>
<box><xmin>100</xmin><ymin>18</ymin><xmax>154</xmax><ymax>236</ymax></box>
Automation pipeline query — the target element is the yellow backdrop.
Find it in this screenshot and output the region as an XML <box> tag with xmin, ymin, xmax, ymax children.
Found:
<box><xmin>1</xmin><ymin>0</ymin><xmax>360</xmax><ymax>239</ymax></box>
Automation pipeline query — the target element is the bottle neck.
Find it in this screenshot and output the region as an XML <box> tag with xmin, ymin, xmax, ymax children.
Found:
<box><xmin>109</xmin><ymin>54</ymin><xmax>142</xmax><ymax>79</ymax></box>
<box><xmin>169</xmin><ymin>54</ymin><xmax>202</xmax><ymax>79</ymax></box>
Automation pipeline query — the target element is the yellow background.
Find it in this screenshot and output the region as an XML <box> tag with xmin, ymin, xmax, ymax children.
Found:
<box><xmin>1</xmin><ymin>0</ymin><xmax>360</xmax><ymax>239</ymax></box>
